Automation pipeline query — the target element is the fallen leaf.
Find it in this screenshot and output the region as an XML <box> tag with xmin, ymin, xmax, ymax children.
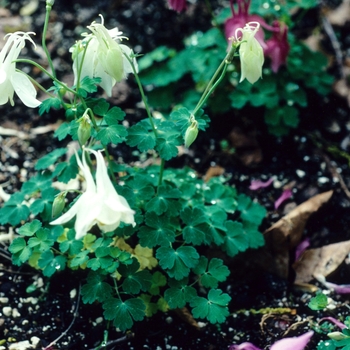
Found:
<box><xmin>174</xmin><ymin>307</ymin><xmax>201</xmax><ymax>330</ymax></box>
<box><xmin>323</xmin><ymin>0</ymin><xmax>350</xmax><ymax>26</ymax></box>
<box><xmin>258</xmin><ymin>190</ymin><xmax>334</xmax><ymax>279</ymax></box>
<box><xmin>294</xmin><ymin>240</ymin><xmax>350</xmax><ymax>284</ymax></box>
<box><xmin>204</xmin><ymin>166</ymin><xmax>225</xmax><ymax>182</ymax></box>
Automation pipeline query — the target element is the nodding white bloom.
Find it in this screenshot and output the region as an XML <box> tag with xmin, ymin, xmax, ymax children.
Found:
<box><xmin>0</xmin><ymin>32</ymin><xmax>41</xmax><ymax>107</ymax></box>
<box><xmin>235</xmin><ymin>22</ymin><xmax>264</xmax><ymax>84</ymax></box>
<box><xmin>50</xmin><ymin>148</ymin><xmax>136</xmax><ymax>240</ymax></box>
<box><xmin>71</xmin><ymin>15</ymin><xmax>138</xmax><ymax>96</ymax></box>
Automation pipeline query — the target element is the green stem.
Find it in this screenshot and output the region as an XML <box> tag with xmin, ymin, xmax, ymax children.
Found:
<box><xmin>14</xmin><ymin>59</ymin><xmax>78</xmax><ymax>96</ymax></box>
<box><xmin>83</xmin><ymin>107</ymin><xmax>118</xmax><ymax>184</ymax></box>
<box><xmin>192</xmin><ymin>44</ymin><xmax>237</xmax><ymax>116</ymax></box>
<box><xmin>196</xmin><ymin>63</ymin><xmax>229</xmax><ymax>110</ymax></box>
<box><xmin>157</xmin><ymin>159</ymin><xmax>165</xmax><ymax>192</ymax></box>
<box><xmin>43</xmin><ymin>1</ymin><xmax>56</xmax><ymax>78</ymax></box>
<box><xmin>122</xmin><ymin>52</ymin><xmax>158</xmax><ymax>138</ymax></box>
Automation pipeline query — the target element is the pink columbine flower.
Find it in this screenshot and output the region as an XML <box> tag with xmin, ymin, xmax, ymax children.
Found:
<box><xmin>168</xmin><ymin>0</ymin><xmax>186</xmax><ymax>12</ymax></box>
<box><xmin>225</xmin><ymin>0</ymin><xmax>274</xmax><ymax>49</ymax></box>
<box><xmin>229</xmin><ymin>331</ymin><xmax>314</xmax><ymax>350</ymax></box>
<box><xmin>265</xmin><ymin>21</ymin><xmax>290</xmax><ymax>72</ymax></box>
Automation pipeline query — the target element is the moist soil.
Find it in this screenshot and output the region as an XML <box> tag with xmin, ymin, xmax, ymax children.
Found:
<box><xmin>1</xmin><ymin>0</ymin><xmax>350</xmax><ymax>349</ymax></box>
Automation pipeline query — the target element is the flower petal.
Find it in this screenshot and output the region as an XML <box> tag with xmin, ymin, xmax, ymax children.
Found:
<box><xmin>229</xmin><ymin>342</ymin><xmax>261</xmax><ymax>350</ymax></box>
<box><xmin>50</xmin><ymin>194</ymin><xmax>85</xmax><ymax>226</ymax></box>
<box><xmin>274</xmin><ymin>188</ymin><xmax>292</xmax><ymax>209</ymax></box>
<box><xmin>270</xmin><ymin>331</ymin><xmax>314</xmax><ymax>350</ymax></box>
<box><xmin>11</xmin><ymin>71</ymin><xmax>41</xmax><ymax>107</ymax></box>
<box><xmin>249</xmin><ymin>177</ymin><xmax>274</xmax><ymax>190</ymax></box>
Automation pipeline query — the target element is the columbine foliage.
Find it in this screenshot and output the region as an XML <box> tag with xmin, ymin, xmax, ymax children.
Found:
<box><xmin>138</xmin><ymin>2</ymin><xmax>333</xmax><ymax>136</ymax></box>
<box><xmin>0</xmin><ymin>1</ymin><xmax>269</xmax><ymax>333</ymax></box>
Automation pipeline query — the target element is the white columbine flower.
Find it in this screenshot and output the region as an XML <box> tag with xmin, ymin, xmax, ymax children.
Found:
<box><xmin>235</xmin><ymin>22</ymin><xmax>264</xmax><ymax>84</ymax></box>
<box><xmin>0</xmin><ymin>31</ymin><xmax>41</xmax><ymax>107</ymax></box>
<box><xmin>50</xmin><ymin>148</ymin><xmax>136</xmax><ymax>239</ymax></box>
<box><xmin>71</xmin><ymin>15</ymin><xmax>138</xmax><ymax>96</ymax></box>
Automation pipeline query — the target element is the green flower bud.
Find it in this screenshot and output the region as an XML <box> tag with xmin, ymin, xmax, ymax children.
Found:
<box><xmin>327</xmin><ymin>332</ymin><xmax>347</xmax><ymax>341</ymax></box>
<box><xmin>52</xmin><ymin>192</ymin><xmax>67</xmax><ymax>218</ymax></box>
<box><xmin>184</xmin><ymin>119</ymin><xmax>199</xmax><ymax>148</ymax></box>
<box><xmin>77</xmin><ymin>114</ymin><xmax>91</xmax><ymax>145</ymax></box>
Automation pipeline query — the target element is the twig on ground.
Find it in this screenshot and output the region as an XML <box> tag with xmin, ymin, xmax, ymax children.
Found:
<box><xmin>42</xmin><ymin>284</ymin><xmax>81</xmax><ymax>350</ymax></box>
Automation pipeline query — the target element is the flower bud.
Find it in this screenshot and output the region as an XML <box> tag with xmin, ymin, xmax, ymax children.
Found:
<box><xmin>52</xmin><ymin>192</ymin><xmax>67</xmax><ymax>218</ymax></box>
<box><xmin>184</xmin><ymin>119</ymin><xmax>199</xmax><ymax>148</ymax></box>
<box><xmin>327</xmin><ymin>332</ymin><xmax>347</xmax><ymax>341</ymax></box>
<box><xmin>77</xmin><ymin>114</ymin><xmax>91</xmax><ymax>145</ymax></box>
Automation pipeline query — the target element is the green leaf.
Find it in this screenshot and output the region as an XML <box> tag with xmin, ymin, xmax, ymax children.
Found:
<box><xmin>243</xmin><ymin>222</ymin><xmax>265</xmax><ymax>249</ymax></box>
<box><xmin>28</xmin><ymin>228</ymin><xmax>54</xmax><ymax>252</ymax></box>
<box><xmin>21</xmin><ymin>171</ymin><xmax>53</xmax><ymax>194</ymax></box>
<box><xmin>180</xmin><ymin>207</ymin><xmax>207</xmax><ymax>245</ymax></box>
<box><xmin>222</xmin><ymin>221</ymin><xmax>249</xmax><ymax>257</ymax></box>
<box><xmin>145</xmin><ymin>185</ymin><xmax>181</xmax><ymax>216</ymax></box>
<box><xmin>30</xmin><ymin>187</ymin><xmax>59</xmax><ymax>221</ymax></box>
<box><xmin>204</xmin><ymin>183</ymin><xmax>237</xmax><ymax>213</ymax></box>
<box><xmin>92</xmin><ymin>99</ymin><xmax>110</xmax><ymax>116</ymax></box>
<box><xmin>38</xmin><ymin>250</ymin><xmax>66</xmax><ymax>277</ymax></box>
<box><xmin>54</xmin><ymin>156</ymin><xmax>79</xmax><ymax>184</ymax></box>
<box><xmin>126</xmin><ymin>121</ymin><xmax>156</xmax><ymax>152</ymax></box>
<box><xmin>77</xmin><ymin>76</ymin><xmax>101</xmax><ymax>97</ymax></box>
<box><xmin>105</xmin><ymin>106</ymin><xmax>126</xmax><ymax>124</ymax></box>
<box><xmin>9</xmin><ymin>237</ymin><xmax>32</xmax><ymax>265</ymax></box>
<box><xmin>96</xmin><ymin>124</ymin><xmax>127</xmax><ymax>146</ymax></box>
<box><xmin>35</xmin><ymin>148</ymin><xmax>67</xmax><ymax>170</ymax></box>
<box><xmin>70</xmin><ymin>250</ymin><xmax>90</xmax><ymax>267</ymax></box>
<box><xmin>54</xmin><ymin>120</ymin><xmax>79</xmax><ymax>141</ymax></box>
<box><xmin>59</xmin><ymin>229</ymin><xmax>84</xmax><ymax>255</ymax></box>
<box><xmin>164</xmin><ymin>279</ymin><xmax>197</xmax><ymax>309</ymax></box>
<box><xmin>193</xmin><ymin>257</ymin><xmax>230</xmax><ymax>288</ymax></box>
<box><xmin>81</xmin><ymin>271</ymin><xmax>113</xmax><ymax>303</ymax></box>
<box><xmin>155</xmin><ymin>134</ymin><xmax>181</xmax><ymax>161</ymax></box>
<box><xmin>18</xmin><ymin>220</ymin><xmax>42</xmax><ymax>237</ymax></box>
<box><xmin>190</xmin><ymin>289</ymin><xmax>231</xmax><ymax>324</ymax></box>
<box><xmin>149</xmin><ymin>271</ymin><xmax>167</xmax><ymax>295</ymax></box>
<box><xmin>156</xmin><ymin>246</ymin><xmax>199</xmax><ymax>280</ymax></box>
<box><xmin>0</xmin><ymin>192</ymin><xmax>30</xmax><ymax>225</ymax></box>
<box><xmin>102</xmin><ymin>297</ymin><xmax>145</xmax><ymax>331</ymax></box>
<box><xmin>138</xmin><ymin>45</ymin><xmax>176</xmax><ymax>71</ymax></box>
<box><xmin>138</xmin><ymin>212</ymin><xmax>175</xmax><ymax>248</ymax></box>
<box><xmin>237</xmin><ymin>194</ymin><xmax>266</xmax><ymax>225</ymax></box>
<box><xmin>87</xmin><ymin>246</ymin><xmax>113</xmax><ymax>271</ymax></box>
<box><xmin>119</xmin><ymin>259</ymin><xmax>152</xmax><ymax>294</ymax></box>
<box><xmin>282</xmin><ymin>106</ymin><xmax>299</xmax><ymax>128</ymax></box>
<box><xmin>316</xmin><ymin>340</ymin><xmax>337</xmax><ymax>350</ymax></box>
<box><xmin>308</xmin><ymin>293</ymin><xmax>328</xmax><ymax>310</ymax></box>
<box><xmin>39</xmin><ymin>97</ymin><xmax>61</xmax><ymax>115</ymax></box>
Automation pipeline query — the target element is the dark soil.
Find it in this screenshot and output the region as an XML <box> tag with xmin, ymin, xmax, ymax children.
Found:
<box><xmin>1</xmin><ymin>0</ymin><xmax>350</xmax><ymax>349</ymax></box>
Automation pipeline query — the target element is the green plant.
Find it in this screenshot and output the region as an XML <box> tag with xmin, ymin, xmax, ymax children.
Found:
<box><xmin>0</xmin><ymin>0</ymin><xmax>268</xmax><ymax>333</ymax></box>
<box><xmin>138</xmin><ymin>0</ymin><xmax>333</xmax><ymax>136</ymax></box>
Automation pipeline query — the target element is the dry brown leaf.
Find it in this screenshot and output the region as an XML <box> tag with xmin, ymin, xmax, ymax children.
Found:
<box><xmin>204</xmin><ymin>166</ymin><xmax>225</xmax><ymax>182</ymax></box>
<box><xmin>324</xmin><ymin>0</ymin><xmax>350</xmax><ymax>26</ymax></box>
<box><xmin>173</xmin><ymin>307</ymin><xmax>200</xmax><ymax>330</ymax></box>
<box><xmin>258</xmin><ymin>190</ymin><xmax>334</xmax><ymax>279</ymax></box>
<box><xmin>293</xmin><ymin>240</ymin><xmax>350</xmax><ymax>284</ymax></box>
